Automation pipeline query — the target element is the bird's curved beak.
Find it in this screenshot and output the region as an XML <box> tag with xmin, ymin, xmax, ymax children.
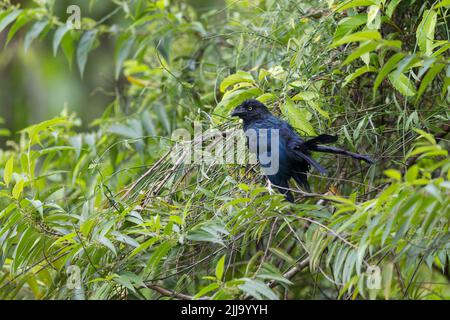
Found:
<box><xmin>231</xmin><ymin>105</ymin><xmax>243</xmax><ymax>117</ymax></box>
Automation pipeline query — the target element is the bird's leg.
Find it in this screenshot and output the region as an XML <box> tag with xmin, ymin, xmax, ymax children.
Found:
<box><xmin>310</xmin><ymin>145</ymin><xmax>375</xmax><ymax>164</ymax></box>
<box><xmin>266</xmin><ymin>179</ymin><xmax>275</xmax><ymax>195</ymax></box>
<box><xmin>266</xmin><ymin>179</ymin><xmax>294</xmax><ymax>202</ymax></box>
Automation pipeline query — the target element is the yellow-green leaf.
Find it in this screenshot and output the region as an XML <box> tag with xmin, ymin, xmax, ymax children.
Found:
<box><xmin>388</xmin><ymin>73</ymin><xmax>417</xmax><ymax>97</ymax></box>
<box><xmin>215</xmin><ymin>255</ymin><xmax>226</xmax><ymax>281</ymax></box>
<box><xmin>384</xmin><ymin>169</ymin><xmax>402</xmax><ymax>181</ymax></box>
<box><xmin>406</xmin><ymin>165</ymin><xmax>419</xmax><ymax>182</ymax></box>
<box><xmin>193</xmin><ymin>283</ymin><xmax>220</xmax><ymax>299</ymax></box>
<box><xmin>436</xmin><ymin>0</ymin><xmax>450</xmax><ymax>9</ymax></box>
<box><xmin>220</xmin><ymin>71</ymin><xmax>255</xmax><ymax>93</ymax></box>
<box><xmin>343</xmin><ymin>41</ymin><xmax>379</xmax><ymax>65</ymax></box>
<box><xmin>292</xmin><ymin>91</ymin><xmax>319</xmax><ymax>101</ymax></box>
<box><xmin>334</xmin><ymin>14</ymin><xmax>368</xmax><ymax>41</ymax></box>
<box><xmin>12</xmin><ymin>179</ymin><xmax>24</xmax><ymax>200</ymax></box>
<box><xmin>335</xmin><ymin>0</ymin><xmax>376</xmax><ymax>12</ymax></box>
<box><xmin>331</xmin><ymin>30</ymin><xmax>381</xmax><ymax>48</ymax></box>
<box><xmin>417</xmin><ymin>10</ymin><xmax>437</xmax><ymax>56</ymax></box>
<box><xmin>213</xmin><ymin>88</ymin><xmax>262</xmax><ymax>123</ymax></box>
<box><xmin>4</xmin><ymin>156</ymin><xmax>13</xmax><ymax>187</ymax></box>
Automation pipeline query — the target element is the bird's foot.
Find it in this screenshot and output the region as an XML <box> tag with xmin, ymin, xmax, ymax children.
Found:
<box><xmin>267</xmin><ymin>180</ymin><xmax>275</xmax><ymax>195</ymax></box>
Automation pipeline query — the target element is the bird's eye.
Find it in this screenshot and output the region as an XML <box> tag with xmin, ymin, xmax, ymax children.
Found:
<box><xmin>248</xmin><ymin>107</ymin><xmax>253</xmax><ymax>111</ymax></box>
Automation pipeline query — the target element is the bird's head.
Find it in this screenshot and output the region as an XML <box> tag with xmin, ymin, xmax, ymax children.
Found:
<box><xmin>230</xmin><ymin>99</ymin><xmax>271</xmax><ymax>120</ymax></box>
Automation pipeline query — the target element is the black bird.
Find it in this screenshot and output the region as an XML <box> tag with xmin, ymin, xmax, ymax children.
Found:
<box><xmin>231</xmin><ymin>99</ymin><xmax>375</xmax><ymax>202</ymax></box>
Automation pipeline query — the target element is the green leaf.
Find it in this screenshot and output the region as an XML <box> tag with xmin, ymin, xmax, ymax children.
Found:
<box><xmin>128</xmin><ymin>237</ymin><xmax>159</xmax><ymax>259</ymax></box>
<box><xmin>98</xmin><ymin>237</ymin><xmax>117</xmax><ymax>256</ymax></box>
<box><xmin>4</xmin><ymin>156</ymin><xmax>13</xmax><ymax>187</ymax></box>
<box><xmin>416</xmin><ymin>63</ymin><xmax>445</xmax><ymax>101</ymax></box>
<box><xmin>432</xmin><ymin>41</ymin><xmax>450</xmax><ymax>57</ymax></box>
<box><xmin>406</xmin><ymin>165</ymin><xmax>419</xmax><ymax>182</ymax></box>
<box><xmin>306</xmin><ymin>100</ymin><xmax>330</xmax><ymax>119</ymax></box>
<box><xmin>0</xmin><ymin>129</ymin><xmax>11</xmax><ymax>137</ymax></box>
<box><xmin>141</xmin><ymin>111</ymin><xmax>156</xmax><ymax>136</ymax></box>
<box><xmin>331</xmin><ymin>30</ymin><xmax>381</xmax><ymax>48</ymax></box>
<box><xmin>215</xmin><ymin>255</ymin><xmax>226</xmax><ymax>281</ymax></box>
<box><xmin>343</xmin><ymin>41</ymin><xmax>379</xmax><ymax>65</ymax></box>
<box><xmin>213</xmin><ymin>87</ymin><xmax>262</xmax><ymax>123</ymax></box>
<box><xmin>366</xmin><ymin>5</ymin><xmax>381</xmax><ymax>30</ymax></box>
<box><xmin>386</xmin><ymin>0</ymin><xmax>402</xmax><ymax>18</ymax></box>
<box><xmin>417</xmin><ymin>10</ymin><xmax>437</xmax><ymax>56</ymax></box>
<box><xmin>256</xmin><ymin>93</ymin><xmax>277</xmax><ymax>103</ymax></box>
<box><xmin>0</xmin><ymin>9</ymin><xmax>22</xmax><ymax>34</ymax></box>
<box><xmin>413</xmin><ymin>128</ymin><xmax>436</xmax><ymax>144</ymax></box>
<box><xmin>53</xmin><ymin>25</ymin><xmax>70</xmax><ymax>56</ymax></box>
<box><xmin>334</xmin><ymin>14</ymin><xmax>368</xmax><ymax>41</ymax></box>
<box><xmin>6</xmin><ymin>13</ymin><xmax>30</xmax><ymax>46</ymax></box>
<box><xmin>113</xmin><ymin>275</ymin><xmax>136</xmax><ymax>294</ymax></box>
<box><xmin>343</xmin><ymin>65</ymin><xmax>377</xmax><ymax>86</ymax></box>
<box><xmin>239</xmin><ymin>278</ymin><xmax>278</xmax><ymax>300</ymax></box>
<box><xmin>115</xmin><ymin>34</ymin><xmax>135</xmax><ymax>80</ymax></box>
<box><xmin>0</xmin><ymin>203</ymin><xmax>16</xmax><ymax>220</ymax></box>
<box><xmin>256</xmin><ymin>273</ymin><xmax>293</xmax><ymax>285</ymax></box>
<box><xmin>384</xmin><ymin>169</ymin><xmax>402</xmax><ymax>181</ymax></box>
<box><xmin>147</xmin><ymin>241</ymin><xmax>174</xmax><ymax>270</ymax></box>
<box><xmin>12</xmin><ymin>178</ymin><xmax>24</xmax><ymax>200</ymax></box>
<box><xmin>292</xmin><ymin>91</ymin><xmax>319</xmax><ymax>101</ymax></box>
<box><xmin>269</xmin><ymin>248</ymin><xmax>296</xmax><ymax>265</ymax></box>
<box><xmin>335</xmin><ymin>0</ymin><xmax>376</xmax><ymax>12</ymax></box>
<box><xmin>61</xmin><ymin>31</ymin><xmax>75</xmax><ymax>69</ymax></box>
<box><xmin>193</xmin><ymin>283</ymin><xmax>220</xmax><ymax>299</ymax></box>
<box><xmin>77</xmin><ymin>30</ymin><xmax>98</xmax><ymax>77</ymax></box>
<box><xmin>108</xmin><ymin>121</ymin><xmax>143</xmax><ymax>140</ymax></box>
<box><xmin>436</xmin><ymin>0</ymin><xmax>450</xmax><ymax>9</ymax></box>
<box><xmin>20</xmin><ymin>117</ymin><xmax>70</xmax><ymax>146</ymax></box>
<box><xmin>393</xmin><ymin>55</ymin><xmax>420</xmax><ymax>79</ymax></box>
<box><xmin>292</xmin><ymin>92</ymin><xmax>329</xmax><ymax>118</ymax></box>
<box><xmin>373</xmin><ymin>52</ymin><xmax>406</xmax><ymax>95</ymax></box>
<box><xmin>220</xmin><ymin>71</ymin><xmax>255</xmax><ymax>92</ymax></box>
<box><xmin>24</xmin><ymin>20</ymin><xmax>49</xmax><ymax>53</ymax></box>
<box><xmin>388</xmin><ymin>73</ymin><xmax>417</xmax><ymax>97</ymax></box>
<box><xmin>12</xmin><ymin>228</ymin><xmax>40</xmax><ymax>274</ymax></box>
<box><xmin>186</xmin><ymin>229</ymin><xmax>225</xmax><ymax>246</ymax></box>
<box><xmin>156</xmin><ymin>103</ymin><xmax>171</xmax><ymax>134</ymax></box>
<box><xmin>281</xmin><ymin>99</ymin><xmax>316</xmax><ymax>136</ymax></box>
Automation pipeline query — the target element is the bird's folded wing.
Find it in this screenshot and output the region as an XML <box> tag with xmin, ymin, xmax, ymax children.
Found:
<box><xmin>303</xmin><ymin>134</ymin><xmax>338</xmax><ymax>147</ymax></box>
<box><xmin>286</xmin><ymin>140</ymin><xmax>327</xmax><ymax>174</ymax></box>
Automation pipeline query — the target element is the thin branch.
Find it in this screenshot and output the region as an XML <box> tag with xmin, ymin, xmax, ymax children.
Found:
<box><xmin>243</xmin><ymin>257</ymin><xmax>310</xmax><ymax>300</ymax></box>
<box><xmin>268</xmin><ymin>257</ymin><xmax>310</xmax><ymax>289</ymax></box>
<box><xmin>146</xmin><ymin>284</ymin><xmax>201</xmax><ymax>300</ymax></box>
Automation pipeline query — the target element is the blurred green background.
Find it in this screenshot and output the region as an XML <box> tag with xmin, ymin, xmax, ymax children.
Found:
<box><xmin>0</xmin><ymin>0</ymin><xmax>226</xmax><ymax>141</ymax></box>
<box><xmin>0</xmin><ymin>0</ymin><xmax>119</xmax><ymax>138</ymax></box>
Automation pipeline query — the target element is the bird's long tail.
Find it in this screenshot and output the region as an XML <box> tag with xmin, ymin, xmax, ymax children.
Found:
<box><xmin>300</xmin><ymin>134</ymin><xmax>375</xmax><ymax>164</ymax></box>
<box><xmin>303</xmin><ymin>134</ymin><xmax>338</xmax><ymax>147</ymax></box>
<box><xmin>309</xmin><ymin>145</ymin><xmax>375</xmax><ymax>164</ymax></box>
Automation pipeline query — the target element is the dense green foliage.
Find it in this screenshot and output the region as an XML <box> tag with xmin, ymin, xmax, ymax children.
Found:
<box><xmin>0</xmin><ymin>0</ymin><xmax>449</xmax><ymax>300</ymax></box>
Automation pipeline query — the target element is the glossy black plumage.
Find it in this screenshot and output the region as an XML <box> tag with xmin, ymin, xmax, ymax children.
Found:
<box><xmin>231</xmin><ymin>99</ymin><xmax>375</xmax><ymax>202</ymax></box>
